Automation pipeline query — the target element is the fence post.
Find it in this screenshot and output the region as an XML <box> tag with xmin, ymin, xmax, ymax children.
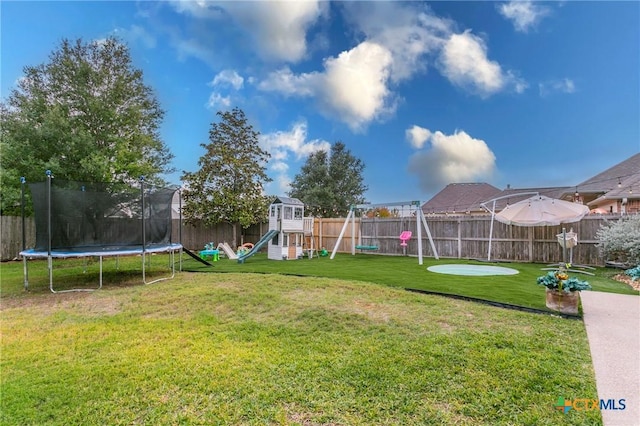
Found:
<box><xmin>457</xmin><ymin>219</ymin><xmax>462</xmax><ymax>259</ymax></box>
<box><xmin>528</xmin><ymin>227</ymin><xmax>534</xmax><ymax>262</ymax></box>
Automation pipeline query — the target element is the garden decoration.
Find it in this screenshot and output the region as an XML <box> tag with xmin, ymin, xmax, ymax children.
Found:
<box><xmin>537</xmin><ymin>265</ymin><xmax>591</xmax><ymax>315</ymax></box>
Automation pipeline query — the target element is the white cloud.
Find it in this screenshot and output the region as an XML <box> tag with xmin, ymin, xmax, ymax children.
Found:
<box><xmin>342</xmin><ymin>2</ymin><xmax>526</xmax><ymax>96</ymax></box>
<box><xmin>210</xmin><ymin>70</ymin><xmax>244</xmax><ymax>90</ymax></box>
<box><xmin>260</xmin><ymin>121</ymin><xmax>331</xmax><ymax>194</ymax></box>
<box><xmin>539</xmin><ymin>78</ymin><xmax>576</xmax><ymax>97</ymax></box>
<box><xmin>168</xmin><ymin>0</ymin><xmax>222</xmax><ymax>19</ymax></box>
<box><xmin>275</xmin><ymin>174</ymin><xmax>292</xmax><ymax>195</ymax></box>
<box><xmin>248</xmin><ymin>2</ymin><xmax>448</xmax><ymax>130</ymax></box>
<box><xmin>206</xmin><ymin>92</ymin><xmax>231</xmax><ymax>109</ymax></box>
<box><xmin>170</xmin><ymin>0</ymin><xmax>327</xmax><ymax>63</ymax></box>
<box><xmin>406</xmin><ymin>125</ymin><xmax>432</xmax><ymax>149</ymax></box>
<box><xmin>260</xmin><ymin>120</ymin><xmax>331</xmax><ymax>161</ymax></box>
<box><xmin>259</xmin><ymin>41</ymin><xmax>395</xmax><ymax>132</ymax></box>
<box><xmin>225</xmin><ymin>1</ymin><xmax>326</xmax><ymax>63</ymax></box>
<box><xmin>257</xmin><ymin>67</ymin><xmax>317</xmax><ymax>97</ymax></box>
<box><xmin>113</xmin><ymin>25</ymin><xmax>156</xmax><ymax>49</ymax></box>
<box><xmin>498</xmin><ymin>1</ymin><xmax>550</xmax><ymax>33</ymax></box>
<box><xmin>407</xmin><ymin>128</ymin><xmax>497</xmax><ymax>193</ymax></box>
<box><xmin>172</xmin><ymin>36</ymin><xmax>218</xmax><ymax>68</ymax></box>
<box><xmin>167</xmin><ymin>0</ymin><xmax>526</xmax><ymax>131</ymax></box>
<box><xmin>271</xmin><ymin>161</ymin><xmax>289</xmax><ymax>173</ymax></box>
<box><xmin>438</xmin><ymin>31</ymin><xmax>525</xmax><ymax>97</ymax></box>
<box><xmin>206</xmin><ymin>70</ymin><xmax>244</xmax><ymax>110</ymax></box>
<box><xmin>319</xmin><ymin>42</ymin><xmax>395</xmax><ymax>131</ymax></box>
<box><xmin>341</xmin><ymin>2</ymin><xmax>451</xmax><ymax>83</ymax></box>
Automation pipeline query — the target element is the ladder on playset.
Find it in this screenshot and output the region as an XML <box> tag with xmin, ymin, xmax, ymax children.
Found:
<box><xmin>303</xmin><ymin>217</ymin><xmax>318</xmax><ymax>259</ymax></box>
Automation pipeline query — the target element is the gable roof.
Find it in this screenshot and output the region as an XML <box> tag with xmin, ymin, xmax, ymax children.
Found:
<box><xmin>481</xmin><ymin>186</ymin><xmax>573</xmax><ymax>211</ymax></box>
<box><xmin>422</xmin><ymin>183</ymin><xmax>501</xmax><ymax>214</ymax></box>
<box><xmin>576</xmin><ymin>153</ymin><xmax>640</xmax><ymax>193</ymax></box>
<box><xmin>587</xmin><ymin>173</ymin><xmax>640</xmax><ymax>206</ymax></box>
<box><xmin>272</xmin><ymin>196</ymin><xmax>304</xmax><ymax>206</ymax></box>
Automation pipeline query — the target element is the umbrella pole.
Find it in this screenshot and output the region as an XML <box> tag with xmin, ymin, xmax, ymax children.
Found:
<box><xmin>562</xmin><ymin>227</ymin><xmax>567</xmax><ymax>265</ymax></box>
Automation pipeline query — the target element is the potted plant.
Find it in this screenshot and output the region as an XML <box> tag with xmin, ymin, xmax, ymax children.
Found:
<box><xmin>624</xmin><ymin>265</ymin><xmax>640</xmax><ymax>282</ymax></box>
<box><xmin>537</xmin><ymin>267</ymin><xmax>591</xmax><ymax>315</ymax></box>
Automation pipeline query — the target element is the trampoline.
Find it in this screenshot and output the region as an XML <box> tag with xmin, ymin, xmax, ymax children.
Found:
<box><xmin>19</xmin><ymin>172</ymin><xmax>182</xmax><ymax>292</ymax></box>
<box><xmin>427</xmin><ymin>264</ymin><xmax>519</xmax><ymax>276</ymax></box>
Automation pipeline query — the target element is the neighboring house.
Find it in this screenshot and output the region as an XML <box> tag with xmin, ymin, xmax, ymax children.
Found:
<box><xmin>422</xmin><ymin>183</ymin><xmax>501</xmax><ymax>215</ymax></box>
<box><xmin>481</xmin><ymin>186</ymin><xmax>572</xmax><ymax>212</ymax></box>
<box><xmin>573</xmin><ymin>153</ymin><xmax>640</xmax><ymax>215</ymax></box>
<box><xmin>421</xmin><ymin>183</ymin><xmax>572</xmax><ymax>215</ymax></box>
<box><xmin>423</xmin><ymin>153</ymin><xmax>639</xmax><ymax>216</ymax></box>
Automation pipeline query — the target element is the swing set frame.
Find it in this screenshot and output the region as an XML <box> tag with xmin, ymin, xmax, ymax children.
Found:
<box><xmin>330</xmin><ymin>201</ymin><xmax>439</xmax><ymax>265</ymax></box>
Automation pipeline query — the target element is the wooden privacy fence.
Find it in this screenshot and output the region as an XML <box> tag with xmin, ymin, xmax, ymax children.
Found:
<box><xmin>420</xmin><ymin>215</ymin><xmax>615</xmax><ymax>265</ymax></box>
<box><xmin>2</xmin><ymin>215</ymin><xmax>619</xmax><ymax>265</ymax></box>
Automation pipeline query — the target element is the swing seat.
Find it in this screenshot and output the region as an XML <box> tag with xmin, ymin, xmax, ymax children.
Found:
<box><xmin>356</xmin><ymin>245</ymin><xmax>378</xmax><ymax>251</ymax></box>
<box><xmin>399</xmin><ymin>231</ymin><xmax>412</xmax><ymax>247</ymax></box>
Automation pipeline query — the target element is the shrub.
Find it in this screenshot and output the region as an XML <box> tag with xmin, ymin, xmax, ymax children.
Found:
<box><xmin>595</xmin><ymin>215</ymin><xmax>640</xmax><ymax>265</ymax></box>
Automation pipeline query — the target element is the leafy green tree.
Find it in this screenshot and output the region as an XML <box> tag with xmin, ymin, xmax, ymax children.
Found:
<box><xmin>289</xmin><ymin>141</ymin><xmax>367</xmax><ymax>217</ymax></box>
<box><xmin>0</xmin><ymin>37</ymin><xmax>173</xmax><ymax>214</ymax></box>
<box><xmin>181</xmin><ymin>107</ymin><xmax>272</xmax><ymax>245</ymax></box>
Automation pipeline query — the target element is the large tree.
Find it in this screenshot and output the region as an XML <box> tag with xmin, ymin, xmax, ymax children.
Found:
<box><xmin>181</xmin><ymin>107</ymin><xmax>272</xmax><ymax>245</ymax></box>
<box><xmin>289</xmin><ymin>141</ymin><xmax>367</xmax><ymax>217</ymax></box>
<box><xmin>0</xmin><ymin>37</ymin><xmax>173</xmax><ymax>214</ymax></box>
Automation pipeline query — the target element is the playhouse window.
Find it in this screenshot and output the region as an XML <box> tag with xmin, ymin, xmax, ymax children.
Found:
<box><xmin>283</xmin><ymin>206</ymin><xmax>292</xmax><ymax>220</ymax></box>
<box><xmin>294</xmin><ymin>207</ymin><xmax>303</xmax><ymax>220</ymax></box>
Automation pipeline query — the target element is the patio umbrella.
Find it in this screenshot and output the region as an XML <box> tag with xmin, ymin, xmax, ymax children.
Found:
<box><xmin>495</xmin><ymin>195</ymin><xmax>589</xmax><ymax>227</ymax></box>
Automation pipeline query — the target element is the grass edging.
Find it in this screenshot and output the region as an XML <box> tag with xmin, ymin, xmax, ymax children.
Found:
<box><xmin>405</xmin><ymin>287</ymin><xmax>582</xmax><ymax>320</ymax></box>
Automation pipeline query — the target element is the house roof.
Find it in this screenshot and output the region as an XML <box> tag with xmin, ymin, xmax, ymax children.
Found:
<box><xmin>272</xmin><ymin>196</ymin><xmax>304</xmax><ymax>206</ymax></box>
<box><xmin>576</xmin><ymin>153</ymin><xmax>640</xmax><ymax>193</ymax></box>
<box><xmin>421</xmin><ymin>154</ymin><xmax>640</xmax><ymax>215</ymax></box>
<box><xmin>481</xmin><ymin>186</ymin><xmax>573</xmax><ymax>211</ymax></box>
<box><xmin>587</xmin><ymin>173</ymin><xmax>640</xmax><ymax>206</ymax></box>
<box><xmin>422</xmin><ymin>183</ymin><xmax>501</xmax><ymax>214</ymax></box>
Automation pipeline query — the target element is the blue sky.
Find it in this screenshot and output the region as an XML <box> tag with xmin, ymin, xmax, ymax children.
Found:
<box><xmin>2</xmin><ymin>1</ymin><xmax>639</xmax><ymax>203</ymax></box>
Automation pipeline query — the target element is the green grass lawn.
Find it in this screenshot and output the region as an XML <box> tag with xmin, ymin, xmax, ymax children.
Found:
<box><xmin>182</xmin><ymin>252</ymin><xmax>637</xmax><ymax>312</ymax></box>
<box><xmin>2</xmin><ymin>271</ymin><xmax>603</xmax><ymax>425</ymax></box>
<box><xmin>2</xmin><ymin>252</ymin><xmax>636</xmax><ymax>309</ymax></box>
<box><xmin>1</xmin><ymin>254</ymin><xmax>636</xmax><ymax>424</ymax></box>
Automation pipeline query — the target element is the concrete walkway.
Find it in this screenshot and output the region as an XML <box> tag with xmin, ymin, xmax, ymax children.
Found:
<box><xmin>580</xmin><ymin>291</ymin><xmax>639</xmax><ymax>426</ymax></box>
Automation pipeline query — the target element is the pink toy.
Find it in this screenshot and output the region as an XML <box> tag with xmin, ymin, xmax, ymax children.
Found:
<box><xmin>399</xmin><ymin>231</ymin><xmax>412</xmax><ymax>246</ymax></box>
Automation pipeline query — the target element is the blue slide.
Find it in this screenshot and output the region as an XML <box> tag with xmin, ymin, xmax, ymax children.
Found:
<box><xmin>237</xmin><ymin>229</ymin><xmax>279</xmax><ymax>263</ymax></box>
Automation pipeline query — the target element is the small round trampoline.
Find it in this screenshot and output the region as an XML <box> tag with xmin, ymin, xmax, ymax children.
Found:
<box><xmin>427</xmin><ymin>264</ymin><xmax>519</xmax><ymax>276</ymax></box>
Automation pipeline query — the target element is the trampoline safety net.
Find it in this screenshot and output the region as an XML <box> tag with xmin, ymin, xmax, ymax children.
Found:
<box><xmin>29</xmin><ymin>179</ymin><xmax>176</xmax><ymax>252</ymax></box>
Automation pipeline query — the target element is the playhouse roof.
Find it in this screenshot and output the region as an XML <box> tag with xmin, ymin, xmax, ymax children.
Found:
<box><xmin>272</xmin><ymin>196</ymin><xmax>304</xmax><ymax>206</ymax></box>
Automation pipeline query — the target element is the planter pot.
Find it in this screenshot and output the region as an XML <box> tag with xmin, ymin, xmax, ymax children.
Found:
<box><xmin>545</xmin><ymin>288</ymin><xmax>580</xmax><ymax>315</ymax></box>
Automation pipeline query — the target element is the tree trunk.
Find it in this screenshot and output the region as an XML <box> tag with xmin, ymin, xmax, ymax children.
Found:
<box><xmin>231</xmin><ymin>222</ymin><xmax>237</xmax><ymax>248</ymax></box>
